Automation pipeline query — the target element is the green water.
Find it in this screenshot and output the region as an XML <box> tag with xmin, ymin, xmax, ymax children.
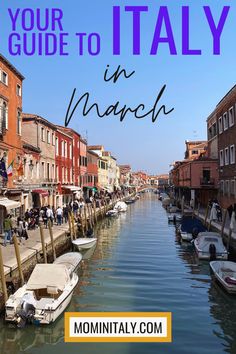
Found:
<box><xmin>0</xmin><ymin>193</ymin><xmax>236</xmax><ymax>354</ymax></box>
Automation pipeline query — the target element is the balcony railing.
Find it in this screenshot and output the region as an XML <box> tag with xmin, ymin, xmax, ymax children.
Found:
<box><xmin>200</xmin><ymin>178</ymin><xmax>215</xmax><ymax>186</ymax></box>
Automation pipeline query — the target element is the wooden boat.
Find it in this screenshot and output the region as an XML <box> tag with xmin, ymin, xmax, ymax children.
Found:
<box><xmin>194</xmin><ymin>232</ymin><xmax>228</xmax><ymax>260</ymax></box>
<box><xmin>179</xmin><ymin>216</ymin><xmax>207</xmax><ymax>242</ymax></box>
<box><xmin>72</xmin><ymin>237</ymin><xmax>97</xmax><ymax>251</ymax></box>
<box><xmin>210</xmin><ymin>261</ymin><xmax>236</xmax><ymax>294</ymax></box>
<box><xmin>54</xmin><ymin>252</ymin><xmax>82</xmax><ymax>274</ymax></box>
<box><xmin>125</xmin><ymin>199</ymin><xmax>135</xmax><ymax>204</ymax></box>
<box><xmin>5</xmin><ymin>264</ymin><xmax>78</xmax><ymax>327</ymax></box>
<box><xmin>114</xmin><ymin>201</ymin><xmax>128</xmax><ymax>212</ymax></box>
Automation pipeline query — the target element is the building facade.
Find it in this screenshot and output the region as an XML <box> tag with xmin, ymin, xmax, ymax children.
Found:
<box><xmin>22</xmin><ymin>114</ymin><xmax>57</xmax><ymax>208</ymax></box>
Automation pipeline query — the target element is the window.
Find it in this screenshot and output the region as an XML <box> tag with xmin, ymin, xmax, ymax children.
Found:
<box><xmin>225</xmin><ymin>147</ymin><xmax>229</xmax><ymax>165</ymax></box>
<box><xmin>17</xmin><ymin>110</ymin><xmax>21</xmax><ymax>135</ymax></box>
<box><xmin>69</xmin><ymin>144</ymin><xmax>72</xmax><ymax>159</ymax></box>
<box><xmin>65</xmin><ymin>142</ymin><xmax>67</xmax><ymax>158</ymax></box>
<box><xmin>229</xmin><ymin>107</ymin><xmax>234</xmax><ymax>127</ymax></box>
<box><xmin>47</xmin><ymin>130</ymin><xmax>50</xmax><ymax>144</ymax></box>
<box><xmin>52</xmin><ymin>132</ymin><xmax>55</xmax><ymax>146</ymax></box>
<box><xmin>230</xmin><ymin>145</ymin><xmax>235</xmax><ymax>164</ymax></box>
<box><xmin>1</xmin><ymin>71</ymin><xmax>8</xmax><ymax>85</ymax></box>
<box><xmin>223</xmin><ymin>112</ymin><xmax>229</xmax><ymax>131</ymax></box>
<box><xmin>225</xmin><ymin>180</ymin><xmax>229</xmax><ymax>196</ymax></box>
<box><xmin>52</xmin><ymin>164</ymin><xmax>54</xmax><ymax>179</ymax></box>
<box><xmin>16</xmin><ymin>84</ymin><xmax>21</xmax><ymax>96</ymax></box>
<box><xmin>220</xmin><ymin>150</ymin><xmax>224</xmax><ymax>166</ymax></box>
<box><xmin>41</xmin><ymin>127</ymin><xmax>45</xmax><ymax>141</ymax></box>
<box><xmin>36</xmin><ymin>161</ymin><xmax>39</xmax><ymax>179</ymax></box>
<box><xmin>231</xmin><ymin>180</ymin><xmax>235</xmax><ymax>196</ymax></box>
<box><xmin>56</xmin><ymin>165</ymin><xmax>58</xmax><ymax>180</ymax></box>
<box><xmin>220</xmin><ymin>180</ymin><xmax>224</xmax><ymax>194</ymax></box>
<box><xmin>41</xmin><ymin>162</ymin><xmax>45</xmax><ymax>178</ymax></box>
<box><xmin>218</xmin><ymin>117</ymin><xmax>223</xmax><ymax>134</ymax></box>
<box><xmin>47</xmin><ymin>163</ymin><xmax>50</xmax><ymax>180</ymax></box>
<box><xmin>55</xmin><ymin>137</ymin><xmax>58</xmax><ymax>155</ymax></box>
<box><xmin>61</xmin><ymin>141</ymin><xmax>64</xmax><ymax>157</ymax></box>
<box><xmin>1</xmin><ymin>101</ymin><xmax>8</xmax><ymax>132</ymax></box>
<box><xmin>192</xmin><ymin>150</ymin><xmax>198</xmax><ymax>155</ymax></box>
<box><xmin>62</xmin><ymin>167</ymin><xmax>64</xmax><ymax>183</ymax></box>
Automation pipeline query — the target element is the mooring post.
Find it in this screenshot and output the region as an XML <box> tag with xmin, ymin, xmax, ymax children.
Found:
<box><xmin>93</xmin><ymin>201</ymin><xmax>97</xmax><ymax>223</ymax></box>
<box><xmin>221</xmin><ymin>209</ymin><xmax>227</xmax><ymax>238</ymax></box>
<box><xmin>39</xmin><ymin>225</ymin><xmax>47</xmax><ymax>263</ymax></box>
<box><xmin>0</xmin><ymin>245</ymin><xmax>8</xmax><ymax>303</ymax></box>
<box><xmin>71</xmin><ymin>213</ymin><xmax>76</xmax><ymax>240</ymax></box>
<box><xmin>84</xmin><ymin>205</ymin><xmax>88</xmax><ymax>232</ymax></box>
<box><xmin>204</xmin><ymin>204</ymin><xmax>209</xmax><ymax>226</ymax></box>
<box><xmin>48</xmin><ymin>220</ymin><xmax>56</xmax><ymax>261</ymax></box>
<box><xmin>68</xmin><ymin>213</ymin><xmax>73</xmax><ymax>241</ymax></box>
<box><xmin>13</xmin><ymin>234</ymin><xmax>24</xmax><ymax>286</ymax></box>
<box><xmin>197</xmin><ymin>203</ymin><xmax>200</xmax><ymax>217</ymax></box>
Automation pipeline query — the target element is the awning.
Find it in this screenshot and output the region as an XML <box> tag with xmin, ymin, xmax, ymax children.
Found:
<box><xmin>32</xmin><ymin>189</ymin><xmax>49</xmax><ymax>197</ymax></box>
<box><xmin>0</xmin><ymin>198</ymin><xmax>21</xmax><ymax>210</ymax></box>
<box><xmin>83</xmin><ymin>186</ymin><xmax>97</xmax><ymax>191</ymax></box>
<box><xmin>62</xmin><ymin>186</ymin><xmax>82</xmax><ymax>193</ymax></box>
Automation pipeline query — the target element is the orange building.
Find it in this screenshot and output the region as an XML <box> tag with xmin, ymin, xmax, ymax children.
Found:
<box><xmin>0</xmin><ymin>54</ymin><xmax>24</xmax><ymax>189</ymax></box>
<box><xmin>0</xmin><ymin>54</ymin><xmax>24</xmax><ymax>231</ymax></box>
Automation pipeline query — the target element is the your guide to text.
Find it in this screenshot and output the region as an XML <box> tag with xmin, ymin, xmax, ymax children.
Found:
<box><xmin>7</xmin><ymin>5</ymin><xmax>230</xmax><ymax>56</ymax></box>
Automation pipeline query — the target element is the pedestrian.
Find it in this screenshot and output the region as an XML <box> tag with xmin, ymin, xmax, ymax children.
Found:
<box><xmin>19</xmin><ymin>219</ymin><xmax>29</xmax><ymax>242</ymax></box>
<box><xmin>63</xmin><ymin>204</ymin><xmax>69</xmax><ymax>223</ymax></box>
<box><xmin>46</xmin><ymin>206</ymin><xmax>54</xmax><ymax>228</ymax></box>
<box><xmin>3</xmin><ymin>214</ymin><xmax>13</xmax><ymax>246</ymax></box>
<box><xmin>56</xmin><ymin>206</ymin><xmax>63</xmax><ymax>226</ymax></box>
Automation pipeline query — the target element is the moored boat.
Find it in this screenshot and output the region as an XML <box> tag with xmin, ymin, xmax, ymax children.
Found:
<box><xmin>194</xmin><ymin>232</ymin><xmax>228</xmax><ymax>260</ymax></box>
<box><xmin>54</xmin><ymin>252</ymin><xmax>83</xmax><ymax>274</ymax></box>
<box><xmin>179</xmin><ymin>216</ymin><xmax>207</xmax><ymax>242</ymax></box>
<box><xmin>114</xmin><ymin>201</ymin><xmax>128</xmax><ymax>212</ymax></box>
<box><xmin>168</xmin><ymin>214</ymin><xmax>182</xmax><ymax>223</ymax></box>
<box><xmin>5</xmin><ymin>264</ymin><xmax>78</xmax><ymax>327</ymax></box>
<box><xmin>210</xmin><ymin>261</ymin><xmax>236</xmax><ymax>294</ymax></box>
<box><xmin>72</xmin><ymin>237</ymin><xmax>97</xmax><ymax>251</ymax></box>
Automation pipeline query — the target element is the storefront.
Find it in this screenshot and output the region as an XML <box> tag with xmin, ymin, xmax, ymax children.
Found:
<box><xmin>0</xmin><ymin>198</ymin><xmax>21</xmax><ymax>234</ymax></box>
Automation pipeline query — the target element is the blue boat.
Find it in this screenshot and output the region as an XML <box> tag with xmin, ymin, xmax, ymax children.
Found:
<box><xmin>178</xmin><ymin>216</ymin><xmax>207</xmax><ymax>242</ymax></box>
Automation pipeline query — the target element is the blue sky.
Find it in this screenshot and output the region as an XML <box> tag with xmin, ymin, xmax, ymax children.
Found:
<box><xmin>1</xmin><ymin>0</ymin><xmax>236</xmax><ymax>173</ymax></box>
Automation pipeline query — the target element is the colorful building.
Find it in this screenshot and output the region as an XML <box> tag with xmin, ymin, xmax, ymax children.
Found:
<box><xmin>22</xmin><ymin>114</ymin><xmax>57</xmax><ymax>208</ymax></box>
<box><xmin>0</xmin><ymin>54</ymin><xmax>24</xmax><ymax>230</ymax></box>
<box><xmin>207</xmin><ymin>84</ymin><xmax>236</xmax><ymax>208</ymax></box>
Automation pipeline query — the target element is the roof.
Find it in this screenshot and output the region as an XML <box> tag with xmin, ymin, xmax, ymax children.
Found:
<box><xmin>0</xmin><ymin>53</ymin><xmax>25</xmax><ymax>80</ymax></box>
<box><xmin>88</xmin><ymin>145</ymin><xmax>103</xmax><ymax>151</ymax></box>
<box><xmin>22</xmin><ymin>113</ymin><xmax>57</xmax><ymax>130</ymax></box>
<box><xmin>87</xmin><ymin>150</ymin><xmax>99</xmax><ymax>158</ymax></box>
<box><xmin>26</xmin><ymin>264</ymin><xmax>70</xmax><ymax>291</ymax></box>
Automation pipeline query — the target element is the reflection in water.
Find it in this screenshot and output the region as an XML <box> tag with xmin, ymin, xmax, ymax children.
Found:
<box><xmin>0</xmin><ymin>194</ymin><xmax>236</xmax><ymax>354</ymax></box>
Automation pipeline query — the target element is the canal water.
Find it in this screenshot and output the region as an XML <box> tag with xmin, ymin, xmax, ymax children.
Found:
<box><xmin>0</xmin><ymin>192</ymin><xmax>236</xmax><ymax>354</ymax></box>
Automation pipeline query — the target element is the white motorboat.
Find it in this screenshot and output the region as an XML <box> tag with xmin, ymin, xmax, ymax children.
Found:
<box><xmin>54</xmin><ymin>252</ymin><xmax>82</xmax><ymax>274</ymax></box>
<box><xmin>5</xmin><ymin>264</ymin><xmax>78</xmax><ymax>327</ymax></box>
<box><xmin>210</xmin><ymin>261</ymin><xmax>236</xmax><ymax>294</ymax></box>
<box><xmin>114</xmin><ymin>201</ymin><xmax>127</xmax><ymax>212</ymax></box>
<box><xmin>72</xmin><ymin>237</ymin><xmax>97</xmax><ymax>251</ymax></box>
<box><xmin>194</xmin><ymin>232</ymin><xmax>228</xmax><ymax>260</ymax></box>
<box><xmin>106</xmin><ymin>209</ymin><xmax>118</xmax><ymax>217</ymax></box>
<box><xmin>168</xmin><ymin>214</ymin><xmax>182</xmax><ymax>223</ymax></box>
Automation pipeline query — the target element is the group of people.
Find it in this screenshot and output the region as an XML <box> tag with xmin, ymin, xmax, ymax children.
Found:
<box><xmin>3</xmin><ymin>214</ymin><xmax>29</xmax><ymax>246</ymax></box>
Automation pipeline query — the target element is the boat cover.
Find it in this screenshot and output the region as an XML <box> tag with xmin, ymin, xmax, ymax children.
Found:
<box><xmin>181</xmin><ymin>217</ymin><xmax>207</xmax><ymax>233</ymax></box>
<box><xmin>26</xmin><ymin>264</ymin><xmax>70</xmax><ymax>291</ymax></box>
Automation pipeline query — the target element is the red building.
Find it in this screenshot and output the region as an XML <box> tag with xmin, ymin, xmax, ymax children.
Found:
<box><xmin>79</xmin><ymin>138</ymin><xmax>87</xmax><ymax>189</ymax></box>
<box><xmin>55</xmin><ymin>127</ymin><xmax>74</xmax><ymax>206</ymax></box>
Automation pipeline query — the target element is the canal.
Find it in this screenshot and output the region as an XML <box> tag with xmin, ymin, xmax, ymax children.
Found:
<box><xmin>0</xmin><ymin>192</ymin><xmax>236</xmax><ymax>354</ymax></box>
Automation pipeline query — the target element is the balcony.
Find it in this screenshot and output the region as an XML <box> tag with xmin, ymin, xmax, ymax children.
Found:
<box><xmin>200</xmin><ymin>178</ymin><xmax>215</xmax><ymax>187</ymax></box>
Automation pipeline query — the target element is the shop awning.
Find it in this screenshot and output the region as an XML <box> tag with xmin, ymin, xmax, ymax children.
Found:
<box><xmin>83</xmin><ymin>186</ymin><xmax>97</xmax><ymax>191</ymax></box>
<box><xmin>32</xmin><ymin>189</ymin><xmax>49</xmax><ymax>197</ymax></box>
<box><xmin>62</xmin><ymin>186</ymin><xmax>82</xmax><ymax>193</ymax></box>
<box><xmin>0</xmin><ymin>198</ymin><xmax>21</xmax><ymax>210</ymax></box>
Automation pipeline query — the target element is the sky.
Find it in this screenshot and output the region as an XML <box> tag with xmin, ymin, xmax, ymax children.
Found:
<box><xmin>1</xmin><ymin>0</ymin><xmax>236</xmax><ymax>174</ymax></box>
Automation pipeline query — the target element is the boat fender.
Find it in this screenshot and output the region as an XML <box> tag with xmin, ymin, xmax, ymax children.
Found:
<box><xmin>209</xmin><ymin>244</ymin><xmax>216</xmax><ymax>261</ymax></box>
